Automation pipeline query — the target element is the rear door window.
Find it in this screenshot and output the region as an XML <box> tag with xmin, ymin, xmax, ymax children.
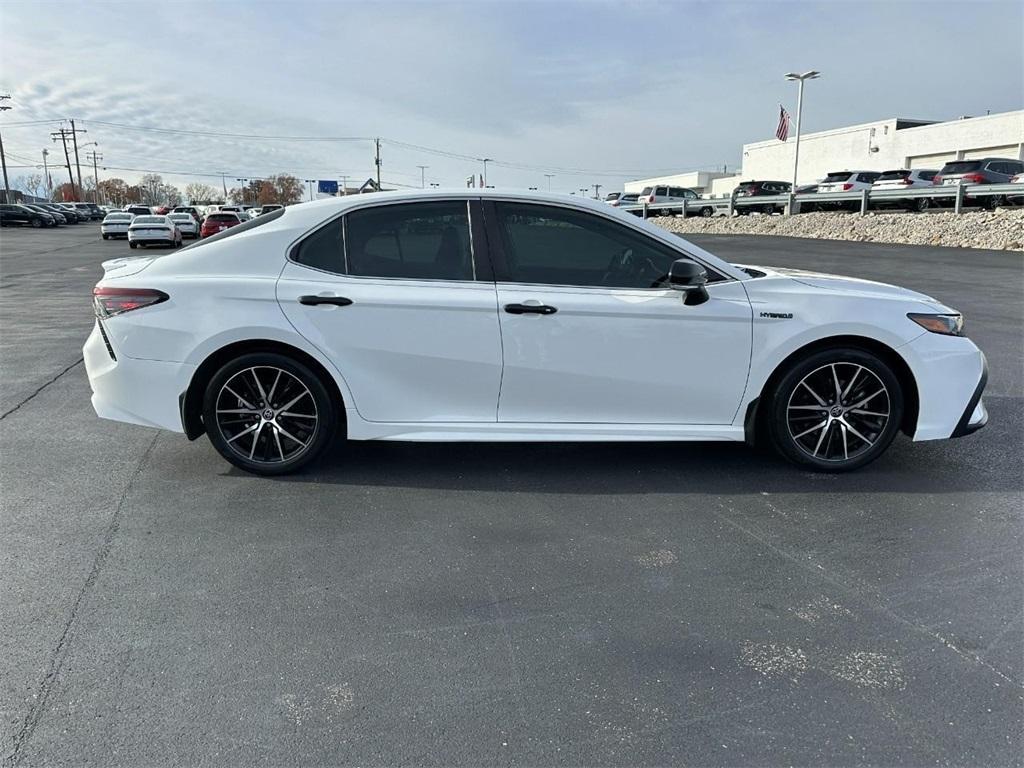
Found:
<box><xmin>344</xmin><ymin>201</ymin><xmax>475</xmax><ymax>281</ymax></box>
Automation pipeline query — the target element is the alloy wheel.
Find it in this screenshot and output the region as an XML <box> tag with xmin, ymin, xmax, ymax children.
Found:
<box><xmin>786</xmin><ymin>362</ymin><xmax>890</xmax><ymax>463</ymax></box>
<box><xmin>214</xmin><ymin>366</ymin><xmax>319</xmax><ymax>465</ymax></box>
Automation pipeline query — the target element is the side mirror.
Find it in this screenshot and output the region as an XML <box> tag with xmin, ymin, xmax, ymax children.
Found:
<box><xmin>668</xmin><ymin>258</ymin><xmax>709</xmax><ymax>305</ymax></box>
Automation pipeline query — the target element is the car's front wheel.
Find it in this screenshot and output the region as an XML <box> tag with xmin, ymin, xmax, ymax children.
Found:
<box><xmin>766</xmin><ymin>347</ymin><xmax>904</xmax><ymax>472</ymax></box>
<box><xmin>202</xmin><ymin>352</ymin><xmax>337</xmax><ymax>475</ymax></box>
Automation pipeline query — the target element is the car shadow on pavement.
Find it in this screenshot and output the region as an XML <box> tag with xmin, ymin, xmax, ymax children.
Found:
<box><xmin>255</xmin><ymin>395</ymin><xmax>1023</xmax><ymax>496</ymax></box>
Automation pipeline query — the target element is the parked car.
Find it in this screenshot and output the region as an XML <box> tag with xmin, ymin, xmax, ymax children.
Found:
<box><xmin>23</xmin><ymin>204</ymin><xmax>63</xmax><ymax>225</ymax></box>
<box><xmin>172</xmin><ymin>206</ymin><xmax>204</xmax><ymax>224</ymax></box>
<box><xmin>816</xmin><ymin>171</ymin><xmax>881</xmax><ymax>211</ymax></box>
<box><xmin>72</xmin><ymin>202</ymin><xmax>104</xmax><ymax>221</ymax></box>
<box><xmin>933</xmin><ymin>158</ymin><xmax>1024</xmax><ymax>209</ymax></box>
<box><xmin>101</xmin><ymin>212</ymin><xmax>134</xmax><ymax>239</ymax></box>
<box><xmin>259</xmin><ymin>204</ymin><xmax>284</xmax><ymax>215</ymax></box>
<box><xmin>606</xmin><ymin>193</ymin><xmax>639</xmax><ymax>208</ymax></box>
<box><xmin>168</xmin><ymin>212</ymin><xmax>200</xmax><ymax>239</ymax></box>
<box><xmin>1008</xmin><ymin>173</ymin><xmax>1023</xmax><ymax>206</ymax></box>
<box><xmin>127</xmin><ymin>215</ymin><xmax>182</xmax><ymax>249</ymax></box>
<box><xmin>84</xmin><ymin>190</ymin><xmax>988</xmax><ymax>476</ymax></box>
<box><xmin>871</xmin><ymin>169</ymin><xmax>939</xmax><ymax>211</ymax></box>
<box><xmin>0</xmin><ymin>203</ymin><xmax>54</xmax><ymax>227</ymax></box>
<box><xmin>57</xmin><ymin>203</ymin><xmax>89</xmax><ymax>222</ymax></box>
<box><xmin>200</xmin><ymin>211</ymin><xmax>242</xmax><ymax>238</ymax></box>
<box><xmin>734</xmin><ymin>180</ymin><xmax>792</xmax><ymax>214</ymax></box>
<box><xmin>125</xmin><ymin>205</ymin><xmax>153</xmax><ymax>217</ymax></box>
<box><xmin>636</xmin><ymin>185</ymin><xmax>699</xmax><ymax>215</ymax></box>
<box><xmin>38</xmin><ymin>203</ymin><xmax>75</xmax><ymax>223</ymax></box>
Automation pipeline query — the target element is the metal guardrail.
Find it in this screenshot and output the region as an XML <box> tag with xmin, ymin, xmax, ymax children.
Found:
<box><xmin>618</xmin><ymin>183</ymin><xmax>1022</xmax><ymax>218</ymax></box>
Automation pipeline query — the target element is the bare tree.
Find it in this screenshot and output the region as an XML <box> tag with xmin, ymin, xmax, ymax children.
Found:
<box><xmin>13</xmin><ymin>174</ymin><xmax>44</xmax><ymax>198</ymax></box>
<box><xmin>184</xmin><ymin>183</ymin><xmax>220</xmax><ymax>204</ymax></box>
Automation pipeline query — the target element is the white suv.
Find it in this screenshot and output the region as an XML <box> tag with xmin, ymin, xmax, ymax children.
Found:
<box><xmin>872</xmin><ymin>169</ymin><xmax>939</xmax><ymax>211</ymax></box>
<box><xmin>637</xmin><ymin>185</ymin><xmax>699</xmax><ymax>216</ymax></box>
<box><xmin>817</xmin><ymin>171</ymin><xmax>882</xmax><ymax>194</ymax></box>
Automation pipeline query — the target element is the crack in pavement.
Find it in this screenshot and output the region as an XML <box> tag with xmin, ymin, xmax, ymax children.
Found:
<box><xmin>3</xmin><ymin>432</ymin><xmax>160</xmax><ymax>768</ymax></box>
<box><xmin>0</xmin><ymin>359</ymin><xmax>84</xmax><ymax>421</ymax></box>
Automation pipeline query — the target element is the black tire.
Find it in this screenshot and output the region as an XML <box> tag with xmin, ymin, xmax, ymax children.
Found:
<box><xmin>31</xmin><ymin>219</ymin><xmax>42</xmax><ymax>228</ymax></box>
<box><xmin>912</xmin><ymin>197</ymin><xmax>930</xmax><ymax>212</ymax></box>
<box><xmin>129</xmin><ymin>242</ymin><xmax>137</xmax><ymax>249</ymax></box>
<box><xmin>700</xmin><ymin>206</ymin><xmax>714</xmax><ymax>218</ymax></box>
<box><xmin>202</xmin><ymin>352</ymin><xmax>337</xmax><ymax>475</ymax></box>
<box><xmin>102</xmin><ymin>234</ymin><xmax>109</xmax><ymax>240</ymax></box>
<box><xmin>765</xmin><ymin>347</ymin><xmax>904</xmax><ymax>472</ymax></box>
<box><xmin>987</xmin><ymin>195</ymin><xmax>1005</xmax><ymax>210</ymax></box>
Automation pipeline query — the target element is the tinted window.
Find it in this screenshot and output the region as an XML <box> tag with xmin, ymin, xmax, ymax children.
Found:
<box><xmin>207</xmin><ymin>213</ymin><xmax>239</xmax><ymax>223</ymax></box>
<box><xmin>494</xmin><ymin>202</ymin><xmax>692</xmax><ymax>289</ymax></box>
<box><xmin>344</xmin><ymin>201</ymin><xmax>474</xmax><ymax>281</ymax></box>
<box><xmin>293</xmin><ymin>218</ymin><xmax>344</xmax><ymax>273</ymax></box>
<box><xmin>133</xmin><ymin>216</ymin><xmax>164</xmax><ymax>224</ymax></box>
<box><xmin>823</xmin><ymin>172</ymin><xmax>853</xmax><ymax>182</ymax></box>
<box><xmin>878</xmin><ymin>170</ymin><xmax>910</xmax><ymax>180</ymax></box>
<box><xmin>919</xmin><ymin>171</ymin><xmax>936</xmax><ymax>180</ymax></box>
<box><xmin>941</xmin><ymin>161</ymin><xmax>982</xmax><ymax>174</ymax></box>
<box><xmin>655</xmin><ymin>186</ymin><xmax>668</xmax><ymax>196</ymax></box>
<box><xmin>640</xmin><ymin>187</ymin><xmax>653</xmax><ymax>196</ymax></box>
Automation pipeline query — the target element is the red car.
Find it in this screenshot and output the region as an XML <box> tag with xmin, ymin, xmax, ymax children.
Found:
<box><xmin>200</xmin><ymin>211</ymin><xmax>242</xmax><ymax>238</ymax></box>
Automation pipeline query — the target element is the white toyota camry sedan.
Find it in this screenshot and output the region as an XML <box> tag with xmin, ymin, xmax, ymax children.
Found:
<box><xmin>84</xmin><ymin>190</ymin><xmax>987</xmax><ymax>475</ymax></box>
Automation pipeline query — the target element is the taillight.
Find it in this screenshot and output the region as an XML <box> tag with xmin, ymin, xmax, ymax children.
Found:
<box><xmin>932</xmin><ymin>176</ymin><xmax>942</xmax><ymax>185</ymax></box>
<box><xmin>842</xmin><ymin>183</ymin><xmax>854</xmax><ymax>191</ymax></box>
<box><xmin>93</xmin><ymin>287</ymin><xmax>168</xmax><ymax>318</ymax></box>
<box><xmin>962</xmin><ymin>173</ymin><xmax>985</xmax><ymax>184</ymax></box>
<box><xmin>900</xmin><ymin>178</ymin><xmax>913</xmax><ymax>185</ymax></box>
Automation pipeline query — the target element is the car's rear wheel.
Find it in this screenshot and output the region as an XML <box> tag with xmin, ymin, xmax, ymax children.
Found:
<box><xmin>203</xmin><ymin>352</ymin><xmax>337</xmax><ymax>475</ymax></box>
<box><xmin>31</xmin><ymin>219</ymin><xmax>42</xmax><ymax>228</ymax></box>
<box><xmin>766</xmin><ymin>348</ymin><xmax>903</xmax><ymax>472</ymax></box>
<box><xmin>129</xmin><ymin>242</ymin><xmax>137</xmax><ymax>248</ymax></box>
<box><xmin>701</xmin><ymin>206</ymin><xmax>714</xmax><ymax>218</ymax></box>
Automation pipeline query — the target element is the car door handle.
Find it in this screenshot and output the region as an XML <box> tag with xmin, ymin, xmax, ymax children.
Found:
<box><xmin>298</xmin><ymin>295</ymin><xmax>353</xmax><ymax>307</ymax></box>
<box><xmin>504</xmin><ymin>303</ymin><xmax>557</xmax><ymax>315</ymax></box>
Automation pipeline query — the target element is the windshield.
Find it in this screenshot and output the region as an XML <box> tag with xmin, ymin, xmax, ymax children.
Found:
<box><xmin>640</xmin><ymin>187</ymin><xmax>653</xmax><ymax>196</ymax></box>
<box><xmin>133</xmin><ymin>216</ymin><xmax>164</xmax><ymax>224</ymax></box>
<box><xmin>877</xmin><ymin>170</ymin><xmax>910</xmax><ymax>180</ymax></box>
<box><xmin>169</xmin><ymin>215</ymin><xmax>192</xmax><ymax>222</ymax></box>
<box><xmin>105</xmin><ymin>214</ymin><xmax>132</xmax><ymax>221</ymax></box>
<box><xmin>822</xmin><ymin>172</ymin><xmax>853</xmax><ymax>182</ymax></box>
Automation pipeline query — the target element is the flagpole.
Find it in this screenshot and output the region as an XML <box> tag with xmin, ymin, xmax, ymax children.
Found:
<box><xmin>784</xmin><ymin>71</ymin><xmax>820</xmax><ymax>193</ymax></box>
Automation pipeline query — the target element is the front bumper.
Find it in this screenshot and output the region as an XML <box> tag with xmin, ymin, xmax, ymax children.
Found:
<box><xmin>901</xmin><ymin>332</ymin><xmax>988</xmax><ymax>440</ymax></box>
<box><xmin>84</xmin><ymin>321</ymin><xmax>194</xmax><ymax>433</ymax></box>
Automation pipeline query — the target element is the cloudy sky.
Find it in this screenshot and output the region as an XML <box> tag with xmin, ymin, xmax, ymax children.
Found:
<box><xmin>1</xmin><ymin>0</ymin><xmax>1021</xmax><ymax>198</ymax></box>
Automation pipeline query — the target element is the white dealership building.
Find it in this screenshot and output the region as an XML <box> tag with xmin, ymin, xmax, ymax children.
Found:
<box><xmin>628</xmin><ymin>109</ymin><xmax>1024</xmax><ymax>197</ymax></box>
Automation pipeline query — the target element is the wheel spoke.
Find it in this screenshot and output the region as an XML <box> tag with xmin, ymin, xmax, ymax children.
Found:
<box><xmin>217</xmin><ymin>407</ymin><xmax>256</xmax><ymax>414</ymax></box>
<box><xmin>224</xmin><ymin>385</ymin><xmax>256</xmax><ymax>410</ymax></box>
<box><xmin>272</xmin><ymin>425</ymin><xmax>285</xmax><ymax>462</ymax></box>
<box><xmin>793</xmin><ymin>419</ymin><xmax>828</xmax><ymax>440</ymax></box>
<box><xmin>788</xmin><ymin>404</ymin><xmax>826</xmax><ymax>411</ymax></box>
<box><xmin>812</xmin><ymin>421</ymin><xmax>830</xmax><ymax>456</ymax></box>
<box><xmin>839</xmin><ymin>422</ymin><xmax>849</xmax><ymax>460</ymax></box>
<box><xmin>280</xmin><ymin>411</ymin><xmax>317</xmax><ymax>419</ymax></box>
<box><xmin>840</xmin><ymin>417</ymin><xmax>874</xmax><ymax>447</ymax></box>
<box><xmin>278</xmin><ymin>390</ymin><xmax>310</xmax><ymax>413</ymax></box>
<box><xmin>800</xmin><ymin>380</ymin><xmax>827</xmax><ymax>406</ymax></box>
<box><xmin>849</xmin><ymin>408</ymin><xmax>887</xmax><ymax>417</ymax></box>
<box><xmin>250</xmin><ymin>368</ymin><xmax>269</xmax><ymax>405</ymax></box>
<box><xmin>831</xmin><ymin>364</ymin><xmax>843</xmax><ymax>402</ymax></box>
<box><xmin>276</xmin><ymin>423</ymin><xmax>310</xmax><ymax>449</ymax></box>
<box><xmin>848</xmin><ymin>389</ymin><xmax>885</xmax><ymax>410</ymax></box>
<box><xmin>226</xmin><ymin>421</ymin><xmax>260</xmax><ymax>444</ymax></box>
<box><xmin>266</xmin><ymin>370</ymin><xmax>282</xmax><ymax>408</ymax></box>
<box><xmin>841</xmin><ymin>366</ymin><xmax>862</xmax><ymax>400</ymax></box>
<box><xmin>248</xmin><ymin>422</ymin><xmax>265</xmax><ymax>459</ymax></box>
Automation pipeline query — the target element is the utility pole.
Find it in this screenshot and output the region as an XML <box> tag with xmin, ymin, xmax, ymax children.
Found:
<box><xmin>479</xmin><ymin>158</ymin><xmax>492</xmax><ymax>187</ymax></box>
<box><xmin>221</xmin><ymin>173</ymin><xmax>228</xmax><ymax>199</ymax></box>
<box><xmin>69</xmin><ymin>119</ymin><xmax>85</xmax><ymax>199</ymax></box>
<box><xmin>304</xmin><ymin>179</ymin><xmax>315</xmax><ymax>201</ymax></box>
<box><xmin>592</xmin><ymin>183</ymin><xmax>602</xmax><ymax>200</ymax></box>
<box><xmin>340</xmin><ymin>174</ymin><xmax>348</xmax><ymax>195</ymax></box>
<box><xmin>374</xmin><ymin>138</ymin><xmax>381</xmax><ymax>189</ymax></box>
<box><xmin>42</xmin><ymin>148</ymin><xmax>51</xmax><ymax>198</ymax></box>
<box><xmin>0</xmin><ymin>95</ymin><xmax>10</xmax><ymax>203</ymax></box>
<box><xmin>51</xmin><ymin>127</ymin><xmax>76</xmax><ymax>200</ymax></box>
<box><xmin>544</xmin><ymin>173</ymin><xmax>555</xmax><ymax>191</ymax></box>
<box><xmin>417</xmin><ymin>165</ymin><xmax>429</xmax><ymax>188</ymax></box>
<box><xmin>87</xmin><ymin>150</ymin><xmax>103</xmax><ymax>203</ymax></box>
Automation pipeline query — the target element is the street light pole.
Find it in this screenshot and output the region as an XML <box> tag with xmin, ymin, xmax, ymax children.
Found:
<box><xmin>0</xmin><ymin>95</ymin><xmax>11</xmax><ymax>203</ymax></box>
<box><xmin>42</xmin><ymin>148</ymin><xmax>50</xmax><ymax>198</ymax></box>
<box><xmin>479</xmin><ymin>158</ymin><xmax>492</xmax><ymax>187</ymax></box>
<box><xmin>544</xmin><ymin>174</ymin><xmax>554</xmax><ymax>191</ymax></box>
<box><xmin>784</xmin><ymin>70</ymin><xmax>820</xmax><ymax>193</ymax></box>
<box><xmin>417</xmin><ymin>165</ymin><xmax>429</xmax><ymax>188</ymax></box>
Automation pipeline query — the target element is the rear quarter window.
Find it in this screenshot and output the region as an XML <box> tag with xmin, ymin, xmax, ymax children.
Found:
<box><xmin>181</xmin><ymin>207</ymin><xmax>285</xmax><ymax>252</ymax></box>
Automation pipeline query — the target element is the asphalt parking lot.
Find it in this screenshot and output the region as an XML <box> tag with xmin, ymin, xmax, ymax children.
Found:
<box><xmin>1</xmin><ymin>224</ymin><xmax>1021</xmax><ymax>766</ymax></box>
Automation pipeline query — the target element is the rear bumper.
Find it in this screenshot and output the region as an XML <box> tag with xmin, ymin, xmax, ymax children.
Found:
<box><xmin>84</xmin><ymin>322</ymin><xmax>194</xmax><ymax>433</ymax></box>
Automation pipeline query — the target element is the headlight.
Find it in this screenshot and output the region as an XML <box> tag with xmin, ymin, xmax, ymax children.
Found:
<box><xmin>907</xmin><ymin>312</ymin><xmax>964</xmax><ymax>336</ymax></box>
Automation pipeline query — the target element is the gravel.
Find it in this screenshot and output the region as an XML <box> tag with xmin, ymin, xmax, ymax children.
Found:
<box><xmin>655</xmin><ymin>208</ymin><xmax>1024</xmax><ymax>251</ymax></box>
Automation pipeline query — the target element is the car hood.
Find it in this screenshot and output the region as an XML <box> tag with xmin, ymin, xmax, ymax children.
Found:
<box><xmin>738</xmin><ymin>264</ymin><xmax>946</xmax><ymax>306</ymax></box>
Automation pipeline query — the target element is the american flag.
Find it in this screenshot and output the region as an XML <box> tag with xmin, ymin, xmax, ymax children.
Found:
<box><xmin>776</xmin><ymin>105</ymin><xmax>791</xmax><ymax>141</ymax></box>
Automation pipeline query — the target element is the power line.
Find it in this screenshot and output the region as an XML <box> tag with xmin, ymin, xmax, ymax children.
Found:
<box><xmin>82</xmin><ymin>119</ymin><xmax>372</xmax><ymax>142</ymax></box>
